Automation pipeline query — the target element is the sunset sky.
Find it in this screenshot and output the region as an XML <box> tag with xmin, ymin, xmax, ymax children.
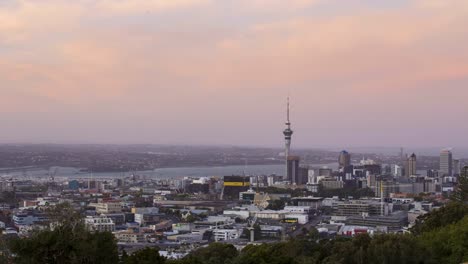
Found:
<box><xmin>1</xmin><ymin>0</ymin><xmax>468</xmax><ymax>148</ymax></box>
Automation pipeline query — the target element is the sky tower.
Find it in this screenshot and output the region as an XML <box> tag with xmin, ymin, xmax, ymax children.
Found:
<box><xmin>283</xmin><ymin>97</ymin><xmax>293</xmax><ymax>158</ymax></box>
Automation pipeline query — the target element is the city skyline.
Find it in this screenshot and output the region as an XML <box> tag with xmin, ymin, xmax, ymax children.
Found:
<box><xmin>2</xmin><ymin>0</ymin><xmax>468</xmax><ymax>147</ymax></box>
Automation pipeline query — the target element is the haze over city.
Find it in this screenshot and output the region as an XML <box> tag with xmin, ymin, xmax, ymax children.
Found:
<box><xmin>2</xmin><ymin>0</ymin><xmax>468</xmax><ymax>147</ymax></box>
<box><xmin>1</xmin><ymin>1</ymin><xmax>468</xmax><ymax>263</ymax></box>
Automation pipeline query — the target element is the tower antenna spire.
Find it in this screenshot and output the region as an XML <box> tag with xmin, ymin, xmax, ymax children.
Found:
<box><xmin>283</xmin><ymin>96</ymin><xmax>295</xmax><ymax>184</ymax></box>
<box><xmin>283</xmin><ymin>96</ymin><xmax>294</xmax><ymax>168</ymax></box>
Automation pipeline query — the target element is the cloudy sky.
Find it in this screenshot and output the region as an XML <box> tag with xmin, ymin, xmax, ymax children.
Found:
<box><xmin>1</xmin><ymin>0</ymin><xmax>468</xmax><ymax>148</ymax></box>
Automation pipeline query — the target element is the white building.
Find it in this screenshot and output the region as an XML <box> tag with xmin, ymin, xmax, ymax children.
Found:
<box><xmin>283</xmin><ymin>206</ymin><xmax>312</xmax><ymax>214</ymax></box>
<box><xmin>132</xmin><ymin>207</ymin><xmax>159</xmax><ymax>214</ymax></box>
<box><xmin>223</xmin><ymin>209</ymin><xmax>250</xmax><ymax>220</ymax></box>
<box><xmin>212</xmin><ymin>228</ymin><xmax>241</xmax><ymax>241</ymax></box>
<box><xmin>113</xmin><ymin>230</ymin><xmax>145</xmax><ymax>243</ymax></box>
<box><xmin>13</xmin><ymin>212</ymin><xmax>48</xmax><ymax>227</ymax></box>
<box><xmin>90</xmin><ymin>202</ymin><xmax>122</xmax><ymax>214</ymax></box>
<box><xmin>85</xmin><ymin>215</ymin><xmax>115</xmax><ymax>232</ymax></box>
<box><xmin>284</xmin><ymin>213</ymin><xmax>309</xmax><ymax>224</ymax></box>
<box><xmin>254</xmin><ymin>210</ymin><xmax>286</xmax><ymax>220</ymax></box>
<box><xmin>391</xmin><ymin>165</ymin><xmax>403</xmax><ymax>177</ymax></box>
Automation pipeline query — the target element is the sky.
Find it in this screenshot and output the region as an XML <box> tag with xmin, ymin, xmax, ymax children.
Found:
<box><xmin>1</xmin><ymin>0</ymin><xmax>468</xmax><ymax>148</ymax></box>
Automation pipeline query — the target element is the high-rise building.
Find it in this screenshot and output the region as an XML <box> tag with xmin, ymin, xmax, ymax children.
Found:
<box><xmin>391</xmin><ymin>165</ymin><xmax>403</xmax><ymax>178</ymax></box>
<box><xmin>298</xmin><ymin>166</ymin><xmax>309</xmax><ymax>185</ymax></box>
<box><xmin>440</xmin><ymin>149</ymin><xmax>453</xmax><ymax>176</ymax></box>
<box><xmin>405</xmin><ymin>153</ymin><xmax>417</xmax><ymax>177</ymax></box>
<box><xmin>400</xmin><ymin>147</ymin><xmax>405</xmax><ymax>166</ymax></box>
<box><xmin>338</xmin><ymin>150</ymin><xmax>351</xmax><ymax>169</ymax></box>
<box><xmin>376</xmin><ymin>178</ymin><xmax>398</xmax><ymax>199</ymax></box>
<box><xmin>287</xmin><ymin>156</ymin><xmax>300</xmax><ymax>185</ymax></box>
<box><xmin>453</xmin><ymin>159</ymin><xmax>461</xmax><ymax>175</ymax></box>
<box><xmin>408</xmin><ymin>153</ymin><xmax>416</xmax><ymax>176</ymax></box>
<box><xmin>222</xmin><ymin>176</ymin><xmax>251</xmax><ymax>200</ymax></box>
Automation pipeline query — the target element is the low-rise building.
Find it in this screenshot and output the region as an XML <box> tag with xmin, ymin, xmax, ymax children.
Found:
<box><xmin>291</xmin><ymin>197</ymin><xmax>323</xmax><ymax>209</ymax></box>
<box><xmin>345</xmin><ymin>211</ymin><xmax>408</xmax><ymax>232</ymax></box>
<box><xmin>321</xmin><ymin>178</ymin><xmax>344</xmax><ymax>190</ymax></box>
<box><xmin>212</xmin><ymin>228</ymin><xmax>242</xmax><ymax>241</ymax></box>
<box><xmin>253</xmin><ymin>210</ymin><xmax>286</xmax><ymax>220</ymax></box>
<box><xmin>91</xmin><ymin>201</ymin><xmax>122</xmax><ymax>214</ymax></box>
<box><xmin>13</xmin><ymin>211</ymin><xmax>48</xmax><ymax>227</ymax></box>
<box><xmin>134</xmin><ymin>213</ymin><xmax>160</xmax><ymax>226</ymax></box>
<box><xmin>85</xmin><ymin>215</ymin><xmax>115</xmax><ymax>232</ymax></box>
<box><xmin>284</xmin><ymin>213</ymin><xmax>309</xmax><ymax>224</ymax></box>
<box><xmin>114</xmin><ymin>230</ymin><xmax>145</xmax><ymax>243</ymax></box>
<box><xmin>338</xmin><ymin>225</ymin><xmax>376</xmax><ymax>237</ymax></box>
<box><xmin>332</xmin><ymin>200</ymin><xmax>386</xmax><ymax>217</ymax></box>
<box><xmin>283</xmin><ymin>206</ymin><xmax>313</xmax><ymax>214</ymax></box>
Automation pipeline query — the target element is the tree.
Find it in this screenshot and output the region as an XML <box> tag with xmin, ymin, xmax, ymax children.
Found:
<box><xmin>9</xmin><ymin>223</ymin><xmax>119</xmax><ymax>264</ymax></box>
<box><xmin>411</xmin><ymin>202</ymin><xmax>468</xmax><ymax>235</ymax></box>
<box><xmin>185</xmin><ymin>214</ymin><xmax>196</xmax><ymax>223</ymax></box>
<box><xmin>120</xmin><ymin>250</ymin><xmax>129</xmax><ymax>263</ymax></box>
<box><xmin>307</xmin><ymin>227</ymin><xmax>320</xmax><ymax>241</ymax></box>
<box><xmin>185</xmin><ymin>243</ymin><xmax>238</xmax><ymax>264</ymax></box>
<box><xmin>452</xmin><ymin>167</ymin><xmax>468</xmax><ymax>203</ymax></box>
<box><xmin>124</xmin><ymin>247</ymin><xmax>165</xmax><ymax>264</ymax></box>
<box><xmin>266</xmin><ymin>200</ymin><xmax>285</xmax><ymax>210</ymax></box>
<box><xmin>8</xmin><ymin>203</ymin><xmax>119</xmax><ymax>264</ymax></box>
<box><xmin>419</xmin><ymin>215</ymin><xmax>468</xmax><ymax>264</ymax></box>
<box><xmin>365</xmin><ymin>234</ymin><xmax>427</xmax><ymax>264</ymax></box>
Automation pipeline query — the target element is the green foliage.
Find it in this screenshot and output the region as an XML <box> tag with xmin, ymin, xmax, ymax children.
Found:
<box><xmin>174</xmin><ymin>194</ymin><xmax>191</xmax><ymax>201</ymax></box>
<box><xmin>123</xmin><ymin>247</ymin><xmax>166</xmax><ymax>264</ymax></box>
<box><xmin>451</xmin><ymin>168</ymin><xmax>468</xmax><ymax>203</ymax></box>
<box><xmin>266</xmin><ymin>199</ymin><xmax>286</xmax><ymax>210</ymax></box>
<box><xmin>364</xmin><ymin>234</ymin><xmax>427</xmax><ymax>264</ymax></box>
<box><xmin>45</xmin><ymin>202</ymin><xmax>83</xmax><ymax>225</ymax></box>
<box><xmin>7</xmin><ymin>203</ymin><xmax>119</xmax><ymax>264</ymax></box>
<box><xmin>233</xmin><ymin>238</ymin><xmax>322</xmax><ymax>264</ymax></box>
<box><xmin>184</xmin><ymin>243</ymin><xmax>238</xmax><ymax>264</ymax></box>
<box><xmin>419</xmin><ymin>215</ymin><xmax>468</xmax><ymax>264</ymax></box>
<box><xmin>317</xmin><ymin>186</ymin><xmax>375</xmax><ymax>199</ymax></box>
<box><xmin>411</xmin><ymin>202</ymin><xmax>468</xmax><ymax>235</ymax></box>
<box><xmin>8</xmin><ymin>225</ymin><xmax>118</xmax><ymax>264</ymax></box>
<box><xmin>185</xmin><ymin>214</ymin><xmax>196</xmax><ymax>223</ymax></box>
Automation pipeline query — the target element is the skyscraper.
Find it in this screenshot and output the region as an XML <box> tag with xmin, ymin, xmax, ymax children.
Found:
<box><xmin>287</xmin><ymin>156</ymin><xmax>301</xmax><ymax>185</ymax></box>
<box><xmin>338</xmin><ymin>150</ymin><xmax>351</xmax><ymax>169</ymax></box>
<box><xmin>283</xmin><ymin>97</ymin><xmax>293</xmax><ymax>158</ymax></box>
<box><xmin>400</xmin><ymin>147</ymin><xmax>405</xmax><ymax>166</ymax></box>
<box><xmin>440</xmin><ymin>149</ymin><xmax>453</xmax><ymax>176</ymax></box>
<box><xmin>453</xmin><ymin>159</ymin><xmax>461</xmax><ymax>175</ymax></box>
<box><xmin>405</xmin><ymin>153</ymin><xmax>417</xmax><ymax>177</ymax></box>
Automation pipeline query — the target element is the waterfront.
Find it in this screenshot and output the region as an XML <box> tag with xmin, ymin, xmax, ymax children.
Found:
<box><xmin>1</xmin><ymin>163</ymin><xmax>339</xmax><ymax>180</ymax></box>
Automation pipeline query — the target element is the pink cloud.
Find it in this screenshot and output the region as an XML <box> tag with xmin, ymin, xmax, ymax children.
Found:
<box><xmin>1</xmin><ymin>0</ymin><xmax>468</xmax><ymax>145</ymax></box>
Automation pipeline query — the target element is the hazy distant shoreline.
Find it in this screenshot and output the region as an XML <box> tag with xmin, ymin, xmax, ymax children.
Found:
<box><xmin>0</xmin><ymin>163</ymin><xmax>339</xmax><ymax>179</ymax></box>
